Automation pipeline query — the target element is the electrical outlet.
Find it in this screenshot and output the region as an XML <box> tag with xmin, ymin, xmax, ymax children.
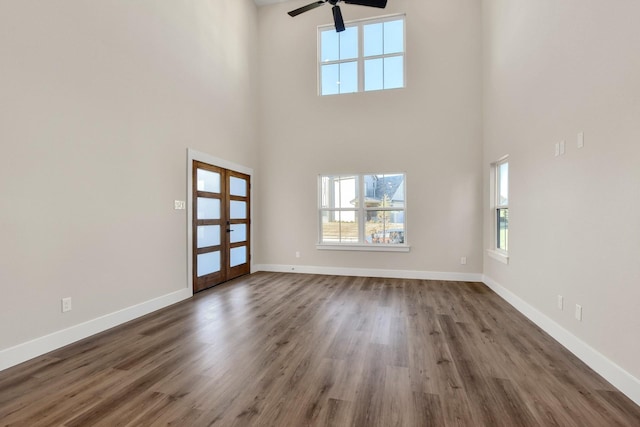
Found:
<box><xmin>62</xmin><ymin>297</ymin><xmax>72</xmax><ymax>313</ymax></box>
<box><xmin>460</xmin><ymin>257</ymin><xmax>467</xmax><ymax>265</ymax></box>
<box><xmin>174</xmin><ymin>200</ymin><xmax>186</xmax><ymax>210</ymax></box>
<box><xmin>295</xmin><ymin>251</ymin><xmax>301</xmax><ymax>258</ymax></box>
<box><xmin>557</xmin><ymin>295</ymin><xmax>564</xmax><ymax>310</ymax></box>
<box><xmin>575</xmin><ymin>304</ymin><xmax>582</xmax><ymax>321</ymax></box>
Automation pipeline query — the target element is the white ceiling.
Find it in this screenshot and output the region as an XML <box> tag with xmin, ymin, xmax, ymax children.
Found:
<box><xmin>254</xmin><ymin>0</ymin><xmax>294</xmax><ymax>6</ymax></box>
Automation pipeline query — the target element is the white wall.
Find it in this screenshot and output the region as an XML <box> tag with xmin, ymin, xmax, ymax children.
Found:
<box><xmin>256</xmin><ymin>0</ymin><xmax>483</xmax><ymax>275</ymax></box>
<box><xmin>0</xmin><ymin>0</ymin><xmax>258</xmax><ymax>351</ymax></box>
<box><xmin>483</xmin><ymin>0</ymin><xmax>640</xmax><ymax>381</ymax></box>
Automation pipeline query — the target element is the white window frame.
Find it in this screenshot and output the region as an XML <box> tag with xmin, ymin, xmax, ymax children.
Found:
<box><xmin>488</xmin><ymin>156</ymin><xmax>509</xmax><ymax>264</ymax></box>
<box><xmin>317</xmin><ymin>173</ymin><xmax>410</xmax><ymax>252</ymax></box>
<box><xmin>317</xmin><ymin>13</ymin><xmax>406</xmax><ymax>96</ymax></box>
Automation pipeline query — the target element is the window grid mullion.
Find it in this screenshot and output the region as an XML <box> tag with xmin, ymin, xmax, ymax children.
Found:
<box><xmin>320</xmin><ymin>59</ymin><xmax>345</xmax><ymax>66</ymax></box>
<box><xmin>363</xmin><ymin>52</ymin><xmax>404</xmax><ymax>61</ymax></box>
<box><xmin>358</xmin><ymin>22</ymin><xmax>364</xmax><ymax>92</ymax></box>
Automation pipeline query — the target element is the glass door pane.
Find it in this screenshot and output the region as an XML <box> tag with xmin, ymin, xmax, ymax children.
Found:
<box><xmin>197</xmin><ymin>251</ymin><xmax>221</xmax><ymax>277</ymax></box>
<box><xmin>229</xmin><ymin>201</ymin><xmax>246</xmax><ymax>219</ymax></box>
<box><xmin>197</xmin><ymin>226</ymin><xmax>221</xmax><ymax>248</ymax></box>
<box><xmin>197</xmin><ymin>198</ymin><xmax>220</xmax><ymax>220</ymax></box>
<box><xmin>229</xmin><ymin>224</ymin><xmax>247</xmax><ymax>244</ymax></box>
<box><xmin>197</xmin><ymin>169</ymin><xmax>221</xmax><ymax>193</ymax></box>
<box><xmin>230</xmin><ymin>246</ymin><xmax>247</xmax><ymax>267</ymax></box>
<box><xmin>229</xmin><ymin>176</ymin><xmax>247</xmax><ymax>197</ymax></box>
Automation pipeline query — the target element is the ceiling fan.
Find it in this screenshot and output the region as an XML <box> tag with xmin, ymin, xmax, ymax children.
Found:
<box><xmin>288</xmin><ymin>0</ymin><xmax>388</xmax><ymax>33</ymax></box>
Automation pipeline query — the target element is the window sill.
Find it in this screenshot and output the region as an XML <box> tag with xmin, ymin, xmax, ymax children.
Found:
<box><xmin>317</xmin><ymin>244</ymin><xmax>411</xmax><ymax>253</ymax></box>
<box><xmin>487</xmin><ymin>249</ymin><xmax>509</xmax><ymax>264</ymax></box>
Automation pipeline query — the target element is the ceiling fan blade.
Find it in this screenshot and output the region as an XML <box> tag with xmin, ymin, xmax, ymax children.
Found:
<box><xmin>332</xmin><ymin>5</ymin><xmax>346</xmax><ymax>32</ymax></box>
<box><xmin>343</xmin><ymin>0</ymin><xmax>388</xmax><ymax>8</ymax></box>
<box><xmin>288</xmin><ymin>1</ymin><xmax>325</xmax><ymax>17</ymax></box>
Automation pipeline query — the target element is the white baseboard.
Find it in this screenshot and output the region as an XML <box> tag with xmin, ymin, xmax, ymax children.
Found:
<box><xmin>0</xmin><ymin>288</ymin><xmax>192</xmax><ymax>372</ymax></box>
<box><xmin>482</xmin><ymin>275</ymin><xmax>640</xmax><ymax>407</ymax></box>
<box><xmin>254</xmin><ymin>264</ymin><xmax>483</xmax><ymax>283</ymax></box>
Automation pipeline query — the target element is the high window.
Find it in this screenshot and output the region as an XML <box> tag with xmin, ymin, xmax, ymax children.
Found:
<box><xmin>318</xmin><ymin>14</ymin><xmax>405</xmax><ymax>96</ymax></box>
<box><xmin>318</xmin><ymin>174</ymin><xmax>407</xmax><ymax>250</ymax></box>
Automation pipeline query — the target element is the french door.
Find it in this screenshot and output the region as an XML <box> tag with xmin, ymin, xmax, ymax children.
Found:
<box><xmin>193</xmin><ymin>161</ymin><xmax>251</xmax><ymax>293</ymax></box>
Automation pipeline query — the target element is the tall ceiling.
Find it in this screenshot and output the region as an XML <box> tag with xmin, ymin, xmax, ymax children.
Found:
<box><xmin>254</xmin><ymin>0</ymin><xmax>292</xmax><ymax>6</ymax></box>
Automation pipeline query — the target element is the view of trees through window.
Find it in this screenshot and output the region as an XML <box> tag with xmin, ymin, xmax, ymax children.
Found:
<box><xmin>319</xmin><ymin>174</ymin><xmax>406</xmax><ymax>245</ymax></box>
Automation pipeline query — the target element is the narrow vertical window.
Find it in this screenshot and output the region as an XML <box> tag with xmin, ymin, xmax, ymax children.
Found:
<box><xmin>495</xmin><ymin>159</ymin><xmax>509</xmax><ymax>253</ymax></box>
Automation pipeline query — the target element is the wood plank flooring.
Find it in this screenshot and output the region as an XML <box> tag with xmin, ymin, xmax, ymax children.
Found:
<box><xmin>1</xmin><ymin>272</ymin><xmax>639</xmax><ymax>426</ymax></box>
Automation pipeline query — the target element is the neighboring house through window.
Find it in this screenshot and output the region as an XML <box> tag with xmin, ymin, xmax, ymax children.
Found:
<box><xmin>318</xmin><ymin>173</ymin><xmax>408</xmax><ymax>251</ymax></box>
<box><xmin>318</xmin><ymin>14</ymin><xmax>405</xmax><ymax>95</ymax></box>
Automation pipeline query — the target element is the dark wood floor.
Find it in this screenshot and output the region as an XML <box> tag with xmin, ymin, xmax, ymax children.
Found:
<box><xmin>1</xmin><ymin>272</ymin><xmax>639</xmax><ymax>426</ymax></box>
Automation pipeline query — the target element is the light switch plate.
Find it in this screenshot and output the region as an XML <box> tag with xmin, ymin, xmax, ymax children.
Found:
<box><xmin>577</xmin><ymin>132</ymin><xmax>584</xmax><ymax>148</ymax></box>
<box><xmin>174</xmin><ymin>200</ymin><xmax>186</xmax><ymax>210</ymax></box>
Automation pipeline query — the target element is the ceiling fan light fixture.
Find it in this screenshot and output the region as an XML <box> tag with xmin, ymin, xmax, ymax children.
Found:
<box><xmin>287</xmin><ymin>0</ymin><xmax>388</xmax><ymax>33</ymax></box>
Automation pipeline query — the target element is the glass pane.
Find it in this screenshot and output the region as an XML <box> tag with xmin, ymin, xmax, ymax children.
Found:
<box><xmin>334</xmin><ymin>176</ymin><xmax>358</xmax><ymax>208</ymax></box>
<box><xmin>363</xmin><ymin>174</ymin><xmax>405</xmax><ymax>208</ymax></box>
<box><xmin>229</xmin><ymin>176</ymin><xmax>247</xmax><ymax>197</ymax></box>
<box><xmin>321</xmin><ymin>30</ymin><xmax>339</xmax><ymax>62</ymax></box>
<box><xmin>321</xmin><ymin>176</ymin><xmax>358</xmax><ymax>209</ymax></box>
<box><xmin>365</xmin><ymin>210</ymin><xmax>405</xmax><ymax>244</ymax></box>
<box><xmin>364</xmin><ymin>23</ymin><xmax>383</xmax><ymax>57</ymax></box>
<box><xmin>339</xmin><ymin>61</ymin><xmax>357</xmax><ymax>94</ymax></box>
<box><xmin>364</xmin><ymin>58</ymin><xmax>383</xmax><ymax>91</ymax></box>
<box><xmin>197</xmin><ymin>226</ymin><xmax>220</xmax><ymax>248</ymax></box>
<box><xmin>197</xmin><ymin>169</ymin><xmax>220</xmax><ymax>193</ymax></box>
<box><xmin>320</xmin><ymin>176</ymin><xmax>331</xmax><ymax>208</ymax></box>
<box><xmin>230</xmin><ymin>246</ymin><xmax>247</xmax><ymax>267</ymax></box>
<box><xmin>497</xmin><ymin>208</ymin><xmax>509</xmax><ymax>251</ymax></box>
<box><xmin>320</xmin><ymin>210</ymin><xmax>335</xmax><ymax>242</ymax></box>
<box><xmin>197</xmin><ymin>197</ymin><xmax>220</xmax><ymax>220</ymax></box>
<box><xmin>197</xmin><ymin>251</ymin><xmax>220</xmax><ymax>277</ymax></box>
<box><xmin>230</xmin><ymin>200</ymin><xmax>247</xmax><ymax>219</ymax></box>
<box><xmin>230</xmin><ymin>224</ymin><xmax>247</xmax><ymax>244</ymax></box>
<box><xmin>339</xmin><ymin>26</ymin><xmax>358</xmax><ymax>60</ymax></box>
<box><xmin>321</xmin><ymin>64</ymin><xmax>339</xmax><ymax>95</ymax></box>
<box><xmin>384</xmin><ymin>56</ymin><xmax>404</xmax><ymax>89</ymax></box>
<box><xmin>498</xmin><ymin>162</ymin><xmax>509</xmax><ymax>205</ymax></box>
<box><xmin>384</xmin><ymin>20</ymin><xmax>404</xmax><ymax>54</ymax></box>
<box><xmin>320</xmin><ymin>210</ymin><xmax>358</xmax><ymax>243</ymax></box>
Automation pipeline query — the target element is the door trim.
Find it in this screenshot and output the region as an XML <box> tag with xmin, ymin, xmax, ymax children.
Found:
<box><xmin>187</xmin><ymin>149</ymin><xmax>254</xmax><ymax>296</ymax></box>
